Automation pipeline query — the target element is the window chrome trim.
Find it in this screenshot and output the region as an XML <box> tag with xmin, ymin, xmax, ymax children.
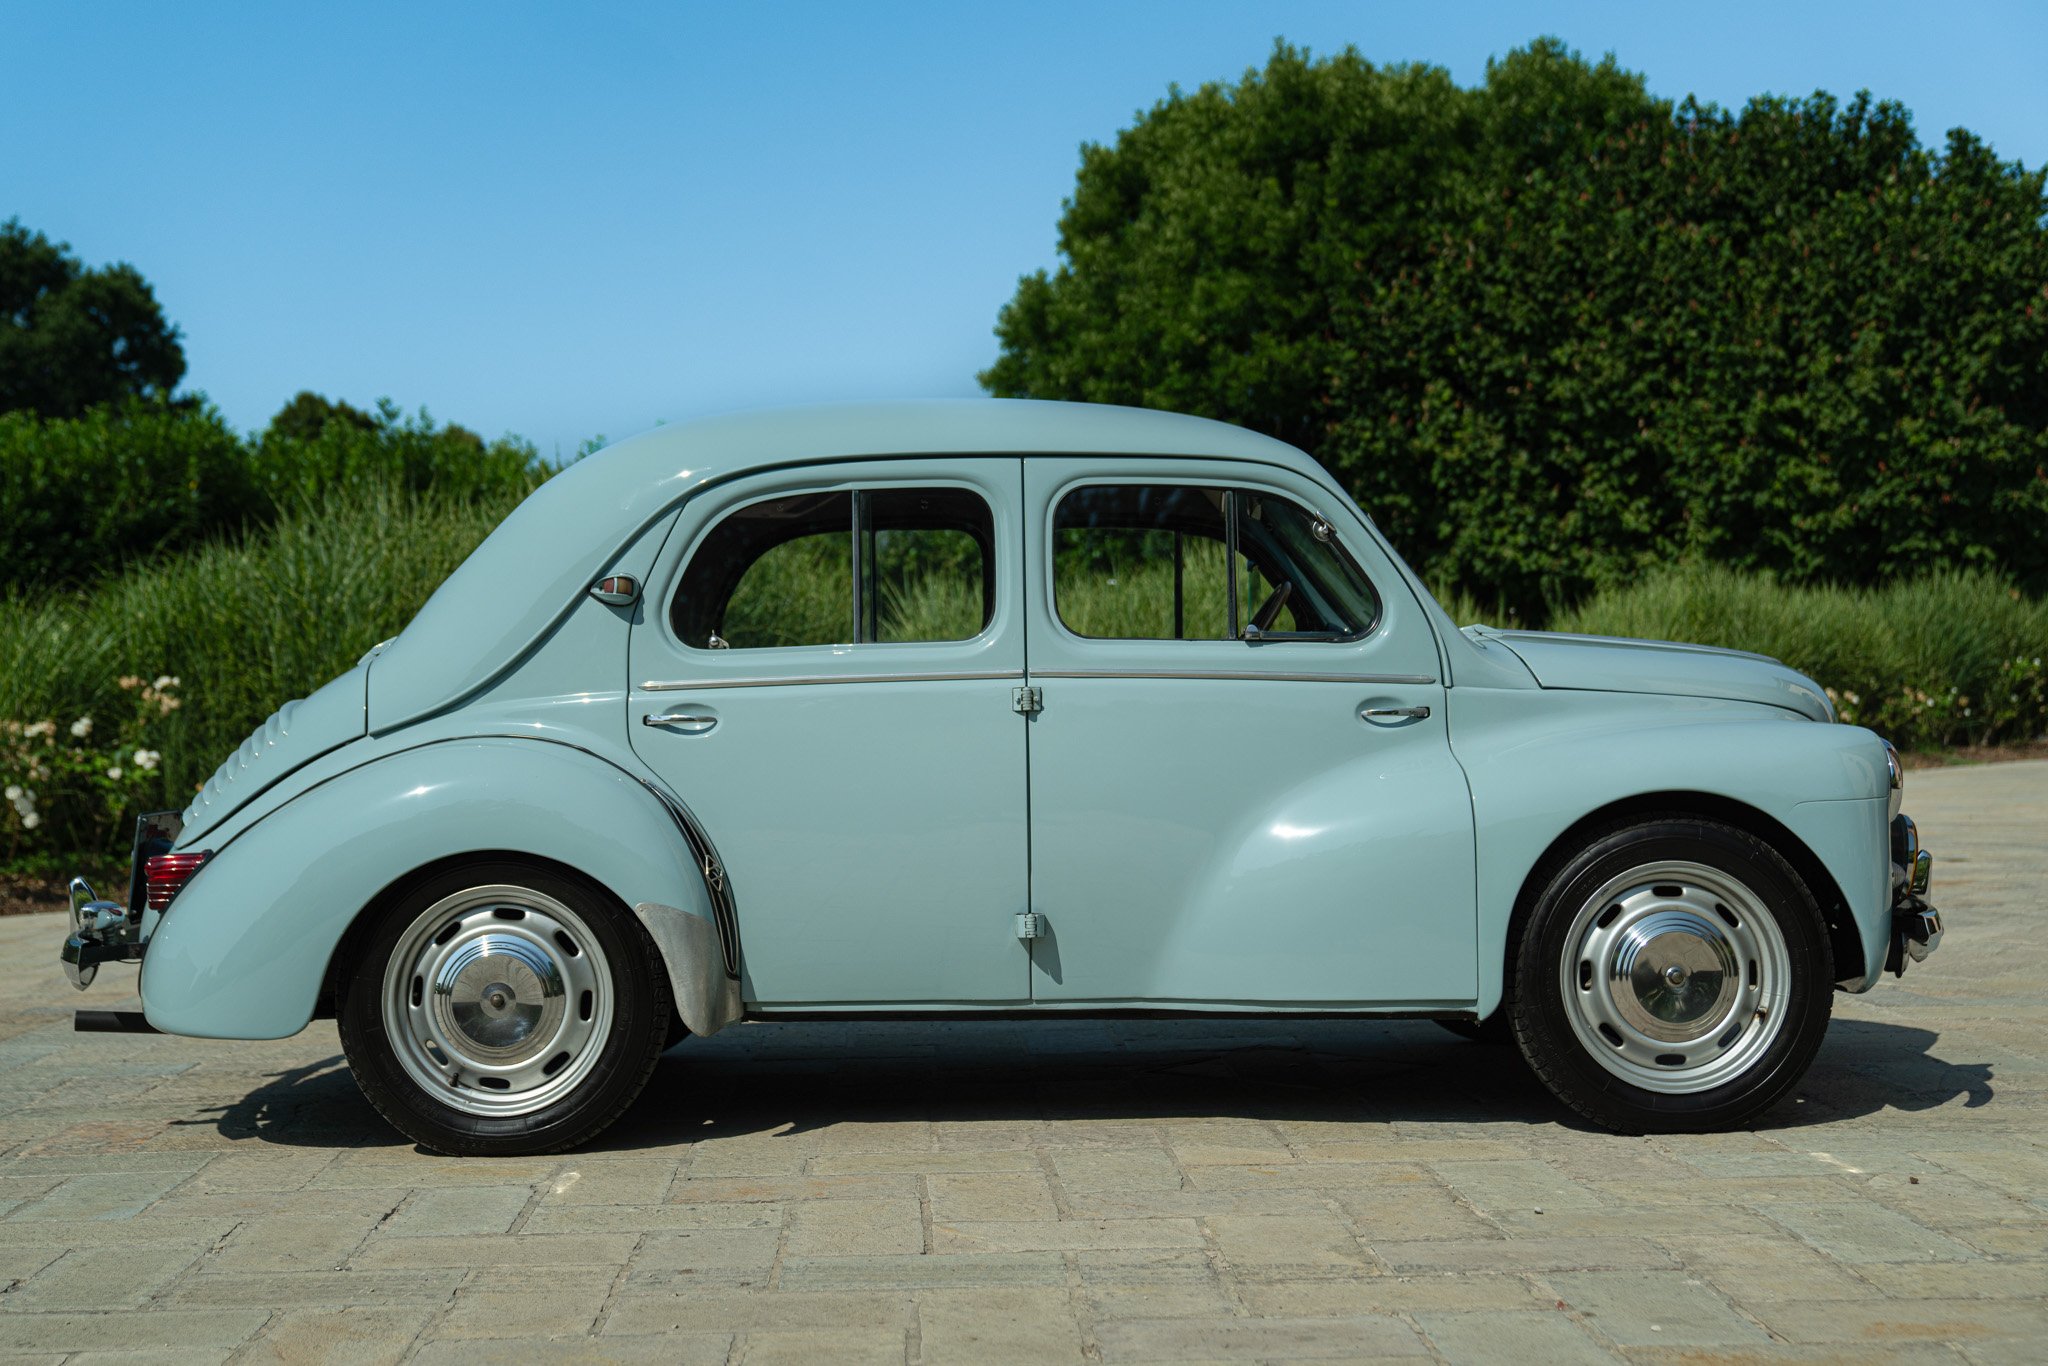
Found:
<box><xmin>643</xmin><ymin>669</ymin><xmax>1025</xmax><ymax>692</ymax></box>
<box><xmin>1028</xmin><ymin>669</ymin><xmax>1437</xmax><ymax>685</ymax></box>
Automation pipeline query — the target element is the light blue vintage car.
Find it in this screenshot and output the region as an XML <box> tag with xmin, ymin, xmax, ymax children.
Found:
<box><xmin>62</xmin><ymin>401</ymin><xmax>1943</xmax><ymax>1154</ymax></box>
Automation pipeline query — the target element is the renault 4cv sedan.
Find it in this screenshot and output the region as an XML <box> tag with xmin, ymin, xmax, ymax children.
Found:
<box><xmin>61</xmin><ymin>401</ymin><xmax>1944</xmax><ymax>1155</ymax></box>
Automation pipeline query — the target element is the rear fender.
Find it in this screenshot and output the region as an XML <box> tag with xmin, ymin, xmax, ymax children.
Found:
<box><xmin>140</xmin><ymin>738</ymin><xmax>738</xmax><ymax>1040</ymax></box>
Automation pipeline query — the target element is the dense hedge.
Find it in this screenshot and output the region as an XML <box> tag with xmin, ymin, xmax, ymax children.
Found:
<box><xmin>1553</xmin><ymin>565</ymin><xmax>2048</xmax><ymax>750</ymax></box>
<box><xmin>985</xmin><ymin>40</ymin><xmax>2048</xmax><ymax>618</ymax></box>
<box><xmin>0</xmin><ymin>401</ymin><xmax>541</xmax><ymax>593</ymax></box>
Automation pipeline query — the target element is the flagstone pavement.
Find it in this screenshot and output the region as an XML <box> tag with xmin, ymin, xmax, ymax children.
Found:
<box><xmin>0</xmin><ymin>761</ymin><xmax>2041</xmax><ymax>1362</ymax></box>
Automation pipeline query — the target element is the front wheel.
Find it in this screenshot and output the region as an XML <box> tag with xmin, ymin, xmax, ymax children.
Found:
<box><xmin>337</xmin><ymin>861</ymin><xmax>670</xmax><ymax>1155</ymax></box>
<box><xmin>1507</xmin><ymin>818</ymin><xmax>1833</xmax><ymax>1133</ymax></box>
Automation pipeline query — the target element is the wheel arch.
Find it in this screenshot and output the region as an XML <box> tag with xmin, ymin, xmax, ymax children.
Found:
<box><xmin>316</xmin><ymin>848</ymin><xmax>616</xmax><ymax>1021</ymax></box>
<box><xmin>1499</xmin><ymin>790</ymin><xmax>1863</xmax><ymax>1007</ymax></box>
<box><xmin>140</xmin><ymin>738</ymin><xmax>732</xmax><ymax>1040</ymax></box>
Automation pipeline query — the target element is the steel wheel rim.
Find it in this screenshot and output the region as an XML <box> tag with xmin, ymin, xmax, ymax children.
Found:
<box><xmin>1558</xmin><ymin>859</ymin><xmax>1791</xmax><ymax>1094</ymax></box>
<box><xmin>381</xmin><ymin>884</ymin><xmax>613</xmax><ymax>1117</ymax></box>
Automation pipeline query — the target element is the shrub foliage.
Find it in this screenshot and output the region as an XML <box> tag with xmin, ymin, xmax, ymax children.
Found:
<box><xmin>1553</xmin><ymin>565</ymin><xmax>2048</xmax><ymax>750</ymax></box>
<box><xmin>0</xmin><ymin>399</ymin><xmax>540</xmax><ymax>592</ymax></box>
<box><xmin>0</xmin><ymin>486</ymin><xmax>525</xmax><ymax>857</ymax></box>
<box><xmin>984</xmin><ymin>40</ymin><xmax>2048</xmax><ymax>618</ymax></box>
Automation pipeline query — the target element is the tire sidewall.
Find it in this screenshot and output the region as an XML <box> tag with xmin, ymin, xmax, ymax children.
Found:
<box><xmin>1511</xmin><ymin>820</ymin><xmax>1833</xmax><ymax>1131</ymax></box>
<box><xmin>338</xmin><ymin>860</ymin><xmax>667</xmax><ymax>1154</ymax></box>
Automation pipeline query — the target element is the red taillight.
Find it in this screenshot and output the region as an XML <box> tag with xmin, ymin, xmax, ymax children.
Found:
<box><xmin>145</xmin><ymin>851</ymin><xmax>211</xmax><ymax>911</ymax></box>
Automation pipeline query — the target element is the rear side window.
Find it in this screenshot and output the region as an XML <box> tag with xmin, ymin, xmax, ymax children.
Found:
<box><xmin>672</xmin><ymin>488</ymin><xmax>995</xmax><ymax>649</ymax></box>
<box><xmin>1053</xmin><ymin>484</ymin><xmax>1378</xmax><ymax>641</ymax></box>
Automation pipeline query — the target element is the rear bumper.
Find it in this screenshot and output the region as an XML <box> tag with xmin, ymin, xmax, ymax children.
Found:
<box><xmin>61</xmin><ymin>877</ymin><xmax>143</xmax><ymax>989</ymax></box>
<box><xmin>1885</xmin><ymin>813</ymin><xmax>1943</xmax><ymax>976</ymax></box>
<box><xmin>59</xmin><ymin>810</ymin><xmax>181</xmax><ymax>990</ymax></box>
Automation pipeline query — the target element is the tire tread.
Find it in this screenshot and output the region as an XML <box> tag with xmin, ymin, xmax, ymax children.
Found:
<box><xmin>335</xmin><ymin>860</ymin><xmax>673</xmax><ymax>1156</ymax></box>
<box><xmin>1504</xmin><ymin>814</ymin><xmax>1832</xmax><ymax>1134</ymax></box>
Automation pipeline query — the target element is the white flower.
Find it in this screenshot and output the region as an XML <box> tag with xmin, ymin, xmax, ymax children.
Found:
<box><xmin>153</xmin><ymin>675</ymin><xmax>179</xmax><ymax>690</ymax></box>
<box><xmin>2</xmin><ymin>785</ymin><xmax>17</xmax><ymax>801</ymax></box>
<box><xmin>21</xmin><ymin>812</ymin><xmax>39</xmax><ymax>830</ymax></box>
<box><xmin>133</xmin><ymin>749</ymin><xmax>160</xmax><ymax>771</ymax></box>
<box><xmin>69</xmin><ymin>717</ymin><xmax>92</xmax><ymax>738</ymax></box>
<box><xmin>105</xmin><ymin>766</ymin><xmax>124</xmax><ymax>781</ymax></box>
<box><xmin>23</xmin><ymin>721</ymin><xmax>52</xmax><ymax>739</ymax></box>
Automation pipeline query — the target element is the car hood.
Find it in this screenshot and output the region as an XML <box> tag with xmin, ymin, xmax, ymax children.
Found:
<box><xmin>1469</xmin><ymin>627</ymin><xmax>1834</xmax><ymax>722</ymax></box>
<box><xmin>177</xmin><ymin>662</ymin><xmax>368</xmax><ymax>846</ymax></box>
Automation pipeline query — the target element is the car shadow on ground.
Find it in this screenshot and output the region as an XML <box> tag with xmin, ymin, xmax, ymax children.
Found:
<box><xmin>198</xmin><ymin>1015</ymin><xmax>1996</xmax><ymax>1153</ymax></box>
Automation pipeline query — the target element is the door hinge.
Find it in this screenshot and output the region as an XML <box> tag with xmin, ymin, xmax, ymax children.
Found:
<box><xmin>1012</xmin><ymin>686</ymin><xmax>1043</xmax><ymax>715</ymax></box>
<box><xmin>1015</xmin><ymin>911</ymin><xmax>1046</xmax><ymax>940</ymax></box>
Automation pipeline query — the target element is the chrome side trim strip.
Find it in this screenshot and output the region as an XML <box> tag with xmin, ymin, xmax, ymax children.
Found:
<box><xmin>643</xmin><ymin>669</ymin><xmax>1024</xmax><ymax>691</ymax></box>
<box><xmin>1028</xmin><ymin>669</ymin><xmax>1438</xmax><ymax>685</ymax></box>
<box><xmin>646</xmin><ymin>668</ymin><xmax>1435</xmax><ymax>690</ymax></box>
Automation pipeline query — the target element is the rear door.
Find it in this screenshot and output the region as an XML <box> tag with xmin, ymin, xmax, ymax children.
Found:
<box><xmin>629</xmin><ymin>459</ymin><xmax>1031</xmax><ymax>1006</ymax></box>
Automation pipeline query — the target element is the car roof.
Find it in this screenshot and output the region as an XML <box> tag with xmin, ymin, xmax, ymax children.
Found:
<box><xmin>592</xmin><ymin>397</ymin><xmax>1314</xmax><ymax>488</ymax></box>
<box><xmin>369</xmin><ymin>400</ymin><xmax>1322</xmax><ymax>730</ymax></box>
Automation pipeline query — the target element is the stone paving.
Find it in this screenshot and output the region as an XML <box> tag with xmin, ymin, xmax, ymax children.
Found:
<box><xmin>0</xmin><ymin>761</ymin><xmax>2042</xmax><ymax>1363</ymax></box>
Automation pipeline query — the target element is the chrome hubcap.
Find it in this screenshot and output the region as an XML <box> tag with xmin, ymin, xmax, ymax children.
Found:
<box><xmin>1560</xmin><ymin>860</ymin><xmax>1790</xmax><ymax>1094</ymax></box>
<box><xmin>382</xmin><ymin>885</ymin><xmax>612</xmax><ymax>1117</ymax></box>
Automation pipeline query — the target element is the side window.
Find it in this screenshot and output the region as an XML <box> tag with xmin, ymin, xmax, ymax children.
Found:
<box><xmin>1053</xmin><ymin>485</ymin><xmax>1232</xmax><ymax>639</ymax></box>
<box><xmin>672</xmin><ymin>488</ymin><xmax>994</xmax><ymax>650</ymax></box>
<box><xmin>1231</xmin><ymin>491</ymin><xmax>1380</xmax><ymax>639</ymax></box>
<box><xmin>1052</xmin><ymin>484</ymin><xmax>1378</xmax><ymax>641</ymax></box>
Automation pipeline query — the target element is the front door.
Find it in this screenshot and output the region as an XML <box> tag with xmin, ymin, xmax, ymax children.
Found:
<box><xmin>1021</xmin><ymin>459</ymin><xmax>1478</xmax><ymax>1008</ymax></box>
<box><xmin>629</xmin><ymin>459</ymin><xmax>1030</xmax><ymax>1006</ymax></box>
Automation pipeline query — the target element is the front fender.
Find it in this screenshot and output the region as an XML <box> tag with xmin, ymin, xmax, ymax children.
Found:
<box><xmin>1452</xmin><ymin>690</ymin><xmax>1892</xmax><ymax>1016</ymax></box>
<box><xmin>140</xmin><ymin>737</ymin><xmax>734</xmax><ymax>1040</ymax></box>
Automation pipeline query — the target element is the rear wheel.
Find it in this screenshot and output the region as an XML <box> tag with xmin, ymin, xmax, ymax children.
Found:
<box><xmin>337</xmin><ymin>861</ymin><xmax>670</xmax><ymax>1155</ymax></box>
<box><xmin>1507</xmin><ymin>818</ymin><xmax>1833</xmax><ymax>1133</ymax></box>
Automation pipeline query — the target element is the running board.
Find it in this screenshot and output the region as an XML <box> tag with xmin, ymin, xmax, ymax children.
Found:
<box><xmin>74</xmin><ymin>1010</ymin><xmax>159</xmax><ymax>1034</ymax></box>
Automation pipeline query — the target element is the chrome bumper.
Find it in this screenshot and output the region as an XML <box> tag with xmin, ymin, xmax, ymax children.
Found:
<box><xmin>60</xmin><ymin>810</ymin><xmax>180</xmax><ymax>990</ymax></box>
<box><xmin>62</xmin><ymin>876</ymin><xmax>144</xmax><ymax>990</ymax></box>
<box><xmin>1886</xmin><ymin>813</ymin><xmax>1943</xmax><ymax>976</ymax></box>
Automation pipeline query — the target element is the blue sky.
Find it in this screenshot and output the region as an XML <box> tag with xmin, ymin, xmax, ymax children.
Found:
<box><xmin>9</xmin><ymin>2</ymin><xmax>2045</xmax><ymax>460</ymax></box>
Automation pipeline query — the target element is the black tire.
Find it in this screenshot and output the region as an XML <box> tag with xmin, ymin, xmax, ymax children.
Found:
<box><xmin>1435</xmin><ymin>1014</ymin><xmax>1515</xmax><ymax>1045</ymax></box>
<box><xmin>1506</xmin><ymin>817</ymin><xmax>1833</xmax><ymax>1133</ymax></box>
<box><xmin>337</xmin><ymin>860</ymin><xmax>671</xmax><ymax>1156</ymax></box>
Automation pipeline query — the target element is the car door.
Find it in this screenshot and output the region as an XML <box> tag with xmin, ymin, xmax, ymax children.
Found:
<box><xmin>629</xmin><ymin>458</ymin><xmax>1030</xmax><ymax>1006</ymax></box>
<box><xmin>1021</xmin><ymin>458</ymin><xmax>1478</xmax><ymax>1008</ymax></box>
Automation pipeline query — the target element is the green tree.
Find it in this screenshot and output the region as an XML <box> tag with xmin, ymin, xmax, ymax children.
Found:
<box><xmin>0</xmin><ymin>219</ymin><xmax>186</xmax><ymax>418</ymax></box>
<box><xmin>985</xmin><ymin>40</ymin><xmax>2048</xmax><ymax>617</ymax></box>
<box><xmin>263</xmin><ymin>390</ymin><xmax>378</xmax><ymax>443</ymax></box>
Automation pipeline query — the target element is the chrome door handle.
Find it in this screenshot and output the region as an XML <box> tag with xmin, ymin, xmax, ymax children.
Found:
<box><xmin>1360</xmin><ymin>705</ymin><xmax>1431</xmax><ymax>721</ymax></box>
<box><xmin>643</xmin><ymin>711</ymin><xmax>717</xmax><ymax>734</ymax></box>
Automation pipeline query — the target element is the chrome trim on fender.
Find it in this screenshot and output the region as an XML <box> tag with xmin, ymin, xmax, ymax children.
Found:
<box><xmin>643</xmin><ymin>670</ymin><xmax>1023</xmax><ymax>692</ymax></box>
<box><xmin>465</xmin><ymin>733</ymin><xmax>742</xmax><ymax>980</ymax></box>
<box><xmin>1029</xmin><ymin>669</ymin><xmax>1438</xmax><ymax>686</ymax></box>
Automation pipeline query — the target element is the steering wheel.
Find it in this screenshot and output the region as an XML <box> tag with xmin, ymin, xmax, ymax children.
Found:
<box><xmin>1249</xmin><ymin>579</ymin><xmax>1294</xmax><ymax>635</ymax></box>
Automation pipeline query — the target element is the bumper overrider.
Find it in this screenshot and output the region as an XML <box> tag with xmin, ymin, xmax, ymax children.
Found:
<box><xmin>1887</xmin><ymin>812</ymin><xmax>1943</xmax><ymax>976</ymax></box>
<box><xmin>61</xmin><ymin>810</ymin><xmax>182</xmax><ymax>990</ymax></box>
